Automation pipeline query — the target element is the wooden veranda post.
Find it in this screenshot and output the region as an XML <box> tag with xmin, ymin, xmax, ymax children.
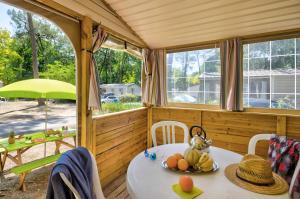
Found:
<box><xmin>276</xmin><ymin>116</ymin><xmax>287</xmax><ymax>136</ymax></box>
<box><xmin>80</xmin><ymin>16</ymin><xmax>93</xmax><ymax>150</ymax></box>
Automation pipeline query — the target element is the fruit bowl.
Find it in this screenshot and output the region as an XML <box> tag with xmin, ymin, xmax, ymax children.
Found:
<box><xmin>161</xmin><ymin>160</ymin><xmax>219</xmax><ymax>174</ymax></box>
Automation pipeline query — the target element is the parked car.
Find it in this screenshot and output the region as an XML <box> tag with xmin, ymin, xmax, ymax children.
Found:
<box><xmin>246</xmin><ymin>98</ymin><xmax>293</xmax><ymax>109</ymax></box>
<box><xmin>102</xmin><ymin>92</ymin><xmax>115</xmax><ymax>98</ymax></box>
<box><xmin>101</xmin><ymin>96</ymin><xmax>119</xmax><ymax>103</ymax></box>
<box><xmin>173</xmin><ymin>94</ymin><xmax>197</xmax><ymax>103</ymax></box>
<box><xmin>0</xmin><ymin>97</ymin><xmax>6</xmax><ymax>103</ymax></box>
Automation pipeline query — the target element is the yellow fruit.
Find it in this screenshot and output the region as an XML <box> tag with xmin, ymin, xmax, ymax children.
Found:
<box><xmin>167</xmin><ymin>156</ymin><xmax>178</xmax><ymax>169</ymax></box>
<box><xmin>184</xmin><ymin>148</ymin><xmax>200</xmax><ymax>166</ymax></box>
<box><xmin>198</xmin><ymin>152</ymin><xmax>209</xmax><ymax>164</ymax></box>
<box><xmin>179</xmin><ymin>176</ymin><xmax>194</xmax><ymax>193</ymax></box>
<box><xmin>200</xmin><ymin>157</ymin><xmax>214</xmax><ymax>172</ymax></box>
<box><xmin>174</xmin><ymin>153</ymin><xmax>184</xmax><ymax>161</ymax></box>
<box><xmin>178</xmin><ymin>159</ymin><xmax>189</xmax><ymax>171</ymax></box>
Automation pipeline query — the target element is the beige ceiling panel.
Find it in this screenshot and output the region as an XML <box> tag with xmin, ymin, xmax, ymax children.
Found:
<box><xmin>161</xmin><ymin>18</ymin><xmax>300</xmax><ymax>42</ymax></box>
<box><xmin>52</xmin><ymin>0</ymin><xmax>145</xmax><ymax>46</ymax></box>
<box><xmin>104</xmin><ymin>0</ymin><xmax>300</xmax><ymax>48</ymax></box>
<box><xmin>158</xmin><ymin>20</ymin><xmax>300</xmax><ymax>48</ymax></box>
<box><xmin>135</xmin><ymin>0</ymin><xmax>299</xmax><ymax>33</ymax></box>
<box><xmin>121</xmin><ymin>0</ymin><xmax>245</xmax><ymax>27</ymax></box>
<box><xmin>139</xmin><ymin>11</ymin><xmax>300</xmax><ymax>38</ymax></box>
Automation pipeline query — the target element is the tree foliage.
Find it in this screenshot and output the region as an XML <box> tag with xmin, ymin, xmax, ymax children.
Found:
<box><xmin>0</xmin><ymin>9</ymin><xmax>75</xmax><ymax>85</ymax></box>
<box><xmin>94</xmin><ymin>48</ymin><xmax>142</xmax><ymax>85</ymax></box>
<box><xmin>0</xmin><ymin>7</ymin><xmax>141</xmax><ymax>88</ymax></box>
<box><xmin>0</xmin><ymin>29</ymin><xmax>23</xmax><ymax>84</ymax></box>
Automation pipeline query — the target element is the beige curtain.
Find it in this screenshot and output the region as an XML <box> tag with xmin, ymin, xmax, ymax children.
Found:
<box><xmin>88</xmin><ymin>26</ymin><xmax>108</xmax><ymax>109</ymax></box>
<box><xmin>220</xmin><ymin>38</ymin><xmax>243</xmax><ymax>111</ymax></box>
<box><xmin>142</xmin><ymin>49</ymin><xmax>167</xmax><ymax>107</ymax></box>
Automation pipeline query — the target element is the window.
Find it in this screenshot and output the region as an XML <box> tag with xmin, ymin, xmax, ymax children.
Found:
<box><xmin>243</xmin><ymin>38</ymin><xmax>300</xmax><ymax>109</ymax></box>
<box><xmin>93</xmin><ymin>37</ymin><xmax>143</xmax><ymax>115</ymax></box>
<box><xmin>167</xmin><ymin>48</ymin><xmax>220</xmax><ymax>105</ymax></box>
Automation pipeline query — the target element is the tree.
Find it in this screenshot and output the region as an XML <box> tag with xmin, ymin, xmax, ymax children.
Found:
<box><xmin>40</xmin><ymin>61</ymin><xmax>75</xmax><ymax>85</ymax></box>
<box><xmin>26</xmin><ymin>12</ymin><xmax>39</xmax><ymax>78</ymax></box>
<box><xmin>7</xmin><ymin>8</ymin><xmax>75</xmax><ymax>77</ymax></box>
<box><xmin>94</xmin><ymin>48</ymin><xmax>142</xmax><ymax>86</ymax></box>
<box><xmin>0</xmin><ymin>29</ymin><xmax>23</xmax><ymax>84</ymax></box>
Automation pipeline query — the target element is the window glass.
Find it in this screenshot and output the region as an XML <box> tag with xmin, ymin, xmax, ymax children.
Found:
<box><xmin>243</xmin><ymin>38</ymin><xmax>299</xmax><ymax>109</ymax></box>
<box><xmin>167</xmin><ymin>48</ymin><xmax>220</xmax><ymax>105</ymax></box>
<box><xmin>93</xmin><ymin>46</ymin><xmax>142</xmax><ymax>115</ymax></box>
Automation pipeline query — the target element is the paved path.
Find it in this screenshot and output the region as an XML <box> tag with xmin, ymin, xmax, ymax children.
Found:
<box><xmin>0</xmin><ymin>101</ymin><xmax>76</xmax><ymax>138</ymax></box>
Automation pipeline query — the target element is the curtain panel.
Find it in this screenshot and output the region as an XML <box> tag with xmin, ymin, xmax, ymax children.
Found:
<box><xmin>88</xmin><ymin>26</ymin><xmax>108</xmax><ymax>110</ymax></box>
<box><xmin>142</xmin><ymin>49</ymin><xmax>167</xmax><ymax>107</ymax></box>
<box><xmin>220</xmin><ymin>38</ymin><xmax>243</xmax><ymax>111</ymax></box>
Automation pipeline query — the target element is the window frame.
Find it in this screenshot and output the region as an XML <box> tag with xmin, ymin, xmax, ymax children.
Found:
<box><xmin>166</xmin><ymin>46</ymin><xmax>221</xmax><ymax>107</ymax></box>
<box><xmin>166</xmin><ymin>31</ymin><xmax>300</xmax><ymax>114</ymax></box>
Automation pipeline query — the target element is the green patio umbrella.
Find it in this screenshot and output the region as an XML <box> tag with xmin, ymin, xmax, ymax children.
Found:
<box><xmin>0</xmin><ymin>79</ymin><xmax>76</xmax><ymax>100</ymax></box>
<box><xmin>0</xmin><ymin>79</ymin><xmax>76</xmax><ymax>156</ymax></box>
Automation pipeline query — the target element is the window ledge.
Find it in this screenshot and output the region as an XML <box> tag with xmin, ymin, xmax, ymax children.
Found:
<box><xmin>165</xmin><ymin>102</ymin><xmax>300</xmax><ymax>117</ymax></box>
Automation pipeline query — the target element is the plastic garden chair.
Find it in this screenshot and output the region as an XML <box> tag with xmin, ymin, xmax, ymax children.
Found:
<box><xmin>248</xmin><ymin>134</ymin><xmax>300</xmax><ymax>194</ymax></box>
<box><xmin>151</xmin><ymin>121</ymin><xmax>189</xmax><ymax>146</ymax></box>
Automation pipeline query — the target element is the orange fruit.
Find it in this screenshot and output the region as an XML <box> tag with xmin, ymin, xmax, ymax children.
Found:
<box><xmin>179</xmin><ymin>176</ymin><xmax>194</xmax><ymax>193</ymax></box>
<box><xmin>178</xmin><ymin>159</ymin><xmax>189</xmax><ymax>171</ymax></box>
<box><xmin>174</xmin><ymin>153</ymin><xmax>184</xmax><ymax>161</ymax></box>
<box><xmin>166</xmin><ymin>156</ymin><xmax>178</xmax><ymax>168</ymax></box>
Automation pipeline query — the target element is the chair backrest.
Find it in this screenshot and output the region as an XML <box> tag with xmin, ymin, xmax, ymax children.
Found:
<box><xmin>248</xmin><ymin>134</ymin><xmax>273</xmax><ymax>154</ymax></box>
<box><xmin>59</xmin><ymin>151</ymin><xmax>105</xmax><ymax>199</ymax></box>
<box><xmin>151</xmin><ymin>121</ymin><xmax>189</xmax><ymax>146</ymax></box>
<box><xmin>248</xmin><ymin>133</ymin><xmax>300</xmax><ymax>194</ymax></box>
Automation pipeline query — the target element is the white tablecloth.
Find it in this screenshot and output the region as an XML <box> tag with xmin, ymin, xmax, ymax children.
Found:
<box><xmin>126</xmin><ymin>144</ymin><xmax>289</xmax><ymax>199</ymax></box>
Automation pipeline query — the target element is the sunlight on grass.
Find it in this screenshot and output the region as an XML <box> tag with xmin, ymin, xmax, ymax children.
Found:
<box><xmin>93</xmin><ymin>102</ymin><xmax>142</xmax><ymax>115</ymax></box>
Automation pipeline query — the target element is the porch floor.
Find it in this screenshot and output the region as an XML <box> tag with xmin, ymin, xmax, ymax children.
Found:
<box><xmin>103</xmin><ymin>174</ymin><xmax>131</xmax><ymax>199</ymax></box>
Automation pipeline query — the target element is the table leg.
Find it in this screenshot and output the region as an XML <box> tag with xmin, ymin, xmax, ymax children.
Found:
<box><xmin>19</xmin><ymin>173</ymin><xmax>26</xmax><ymax>191</ymax></box>
<box><xmin>0</xmin><ymin>152</ymin><xmax>7</xmax><ymax>172</ymax></box>
<box><xmin>73</xmin><ymin>136</ymin><xmax>76</xmax><ymax>147</ymax></box>
<box><xmin>0</xmin><ymin>153</ymin><xmax>2</xmax><ymax>172</ymax></box>
<box><xmin>17</xmin><ymin>150</ymin><xmax>22</xmax><ymax>165</ymax></box>
<box><xmin>55</xmin><ymin>141</ymin><xmax>61</xmax><ymax>155</ymax></box>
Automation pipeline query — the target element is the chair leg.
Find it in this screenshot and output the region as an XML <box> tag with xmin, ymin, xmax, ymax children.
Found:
<box><xmin>19</xmin><ymin>173</ymin><xmax>26</xmax><ymax>191</ymax></box>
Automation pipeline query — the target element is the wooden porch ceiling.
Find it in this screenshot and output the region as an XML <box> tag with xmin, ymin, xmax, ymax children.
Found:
<box><xmin>105</xmin><ymin>0</ymin><xmax>300</xmax><ymax>49</ymax></box>
<box><xmin>50</xmin><ymin>0</ymin><xmax>300</xmax><ymax>49</ymax></box>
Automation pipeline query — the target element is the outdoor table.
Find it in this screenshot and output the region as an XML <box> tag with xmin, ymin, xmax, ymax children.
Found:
<box><xmin>126</xmin><ymin>144</ymin><xmax>289</xmax><ymax>199</ymax></box>
<box><xmin>0</xmin><ymin>131</ymin><xmax>76</xmax><ymax>172</ymax></box>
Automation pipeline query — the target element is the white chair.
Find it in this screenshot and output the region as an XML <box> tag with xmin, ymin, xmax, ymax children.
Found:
<box><xmin>151</xmin><ymin>121</ymin><xmax>189</xmax><ymax>146</ymax></box>
<box><xmin>248</xmin><ymin>134</ymin><xmax>300</xmax><ymax>195</ymax></box>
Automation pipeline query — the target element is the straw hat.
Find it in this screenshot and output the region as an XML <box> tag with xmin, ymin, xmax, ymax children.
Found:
<box><xmin>225</xmin><ymin>154</ymin><xmax>288</xmax><ymax>195</ymax></box>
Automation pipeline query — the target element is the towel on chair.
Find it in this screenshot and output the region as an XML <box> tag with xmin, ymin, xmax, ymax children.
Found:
<box><xmin>46</xmin><ymin>147</ymin><xmax>94</xmax><ymax>199</ymax></box>
<box><xmin>268</xmin><ymin>135</ymin><xmax>300</xmax><ymax>199</ymax></box>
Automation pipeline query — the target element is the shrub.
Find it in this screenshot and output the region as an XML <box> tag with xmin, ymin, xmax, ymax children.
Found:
<box><xmin>98</xmin><ymin>102</ymin><xmax>142</xmax><ymax>114</ymax></box>
<box><xmin>119</xmin><ymin>94</ymin><xmax>141</xmax><ymax>103</ymax></box>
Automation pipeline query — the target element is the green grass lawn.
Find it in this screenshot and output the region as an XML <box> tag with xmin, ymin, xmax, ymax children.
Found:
<box><xmin>94</xmin><ymin>102</ymin><xmax>142</xmax><ymax>115</ymax></box>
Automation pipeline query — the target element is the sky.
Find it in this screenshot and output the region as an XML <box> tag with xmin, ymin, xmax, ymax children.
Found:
<box><xmin>0</xmin><ymin>2</ymin><xmax>17</xmax><ymax>33</ymax></box>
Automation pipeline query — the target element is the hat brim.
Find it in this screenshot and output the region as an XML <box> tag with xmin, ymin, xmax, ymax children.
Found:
<box><xmin>225</xmin><ymin>164</ymin><xmax>289</xmax><ymax>195</ymax></box>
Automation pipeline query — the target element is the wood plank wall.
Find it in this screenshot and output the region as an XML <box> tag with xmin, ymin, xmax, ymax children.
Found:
<box><xmin>152</xmin><ymin>107</ymin><xmax>300</xmax><ymax>157</ymax></box>
<box><xmin>92</xmin><ymin>108</ymin><xmax>148</xmax><ymax>188</ymax></box>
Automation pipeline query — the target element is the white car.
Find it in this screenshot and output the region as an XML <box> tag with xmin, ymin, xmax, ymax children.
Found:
<box><xmin>173</xmin><ymin>94</ymin><xmax>197</xmax><ymax>103</ymax></box>
<box><xmin>101</xmin><ymin>96</ymin><xmax>119</xmax><ymax>103</ymax></box>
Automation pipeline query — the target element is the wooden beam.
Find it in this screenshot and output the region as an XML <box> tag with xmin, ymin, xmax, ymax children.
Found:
<box><xmin>100</xmin><ymin>0</ymin><xmax>148</xmax><ymax>48</ymax></box>
<box><xmin>276</xmin><ymin>116</ymin><xmax>287</xmax><ymax>136</ymax></box>
<box><xmin>80</xmin><ymin>16</ymin><xmax>93</xmax><ymax>149</ymax></box>
<box><xmin>147</xmin><ymin>107</ymin><xmax>153</xmax><ymax>148</ymax></box>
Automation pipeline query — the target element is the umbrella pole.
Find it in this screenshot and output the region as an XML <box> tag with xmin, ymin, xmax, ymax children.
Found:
<box><xmin>44</xmin><ymin>100</ymin><xmax>48</xmax><ymax>157</ymax></box>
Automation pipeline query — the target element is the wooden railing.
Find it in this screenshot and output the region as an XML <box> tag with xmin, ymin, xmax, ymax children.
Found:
<box><xmin>92</xmin><ymin>107</ymin><xmax>148</xmax><ymax>188</ymax></box>
<box><xmin>150</xmin><ymin>107</ymin><xmax>300</xmax><ymax>157</ymax></box>
<box><xmin>92</xmin><ymin>106</ymin><xmax>300</xmax><ymax>187</ymax></box>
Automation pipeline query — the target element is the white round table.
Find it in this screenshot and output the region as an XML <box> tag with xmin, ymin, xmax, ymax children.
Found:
<box><xmin>126</xmin><ymin>144</ymin><xmax>289</xmax><ymax>199</ymax></box>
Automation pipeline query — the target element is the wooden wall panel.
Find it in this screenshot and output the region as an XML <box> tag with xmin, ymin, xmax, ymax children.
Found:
<box><xmin>287</xmin><ymin>116</ymin><xmax>300</xmax><ymax>140</ymax></box>
<box><xmin>152</xmin><ymin>107</ymin><xmax>300</xmax><ymax>158</ymax></box>
<box><xmin>92</xmin><ymin>108</ymin><xmax>148</xmax><ymax>188</ymax></box>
